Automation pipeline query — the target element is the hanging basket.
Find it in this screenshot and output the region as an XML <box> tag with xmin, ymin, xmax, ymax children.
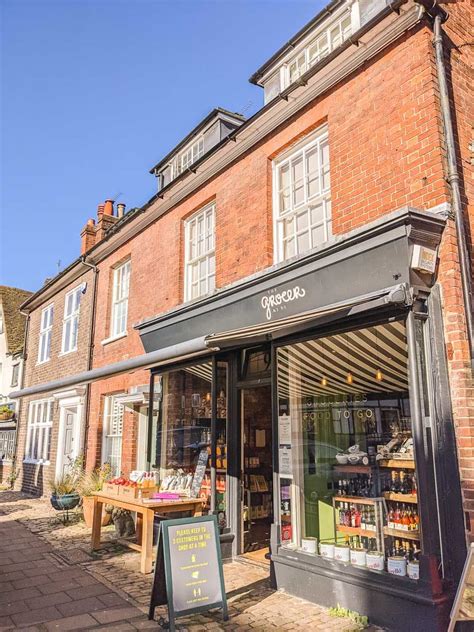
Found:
<box><xmin>50</xmin><ymin>493</ymin><xmax>81</xmax><ymax>511</ymax></box>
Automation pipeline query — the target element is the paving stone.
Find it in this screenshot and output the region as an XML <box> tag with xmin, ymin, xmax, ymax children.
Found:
<box><xmin>39</xmin><ymin>579</ymin><xmax>83</xmax><ymax>595</ymax></box>
<box><xmin>0</xmin><ymin>586</ymin><xmax>42</xmax><ymax>603</ymax></box>
<box><xmin>11</xmin><ymin>605</ymin><xmax>63</xmax><ymax>627</ymax></box>
<box><xmin>25</xmin><ymin>591</ymin><xmax>73</xmax><ymax>610</ymax></box>
<box><xmin>0</xmin><ymin>617</ymin><xmax>13</xmax><ymax>631</ymax></box>
<box><xmin>12</xmin><ymin>574</ymin><xmax>50</xmax><ymax>589</ymax></box>
<box><xmin>92</xmin><ymin>607</ymin><xmax>145</xmax><ymax>624</ymax></box>
<box><xmin>45</xmin><ymin>613</ymin><xmax>99</xmax><ymax>631</ymax></box>
<box><xmin>98</xmin><ymin>591</ymin><xmax>134</xmax><ymax>607</ymax></box>
<box><xmin>64</xmin><ymin>582</ymin><xmax>111</xmax><ymax>600</ymax></box>
<box><xmin>56</xmin><ymin>596</ymin><xmax>105</xmax><ymax>617</ymax></box>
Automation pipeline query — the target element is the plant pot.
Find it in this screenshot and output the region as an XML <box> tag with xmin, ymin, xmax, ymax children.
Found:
<box><xmin>82</xmin><ymin>495</ymin><xmax>111</xmax><ymax>528</ymax></box>
<box><xmin>50</xmin><ymin>493</ymin><xmax>80</xmax><ymax>511</ymax></box>
<box><xmin>0</xmin><ymin>412</ymin><xmax>14</xmax><ymax>421</ymax></box>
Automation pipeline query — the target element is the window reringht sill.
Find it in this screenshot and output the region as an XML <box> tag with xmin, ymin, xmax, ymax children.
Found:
<box><xmin>58</xmin><ymin>348</ymin><xmax>78</xmax><ymax>357</ymax></box>
<box><xmin>23</xmin><ymin>459</ymin><xmax>51</xmax><ymax>466</ymax></box>
<box><xmin>36</xmin><ymin>359</ymin><xmax>51</xmax><ymax>366</ymax></box>
<box><xmin>101</xmin><ymin>331</ymin><xmax>128</xmax><ymax>346</ymax></box>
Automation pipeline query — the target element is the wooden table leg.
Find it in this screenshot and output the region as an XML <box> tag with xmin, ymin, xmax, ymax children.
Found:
<box><xmin>136</xmin><ymin>512</ymin><xmax>143</xmax><ymax>545</ymax></box>
<box><xmin>193</xmin><ymin>502</ymin><xmax>203</xmax><ymax>517</ymax></box>
<box><xmin>91</xmin><ymin>497</ymin><xmax>103</xmax><ymax>551</ymax></box>
<box><xmin>141</xmin><ymin>509</ymin><xmax>154</xmax><ymax>574</ymax></box>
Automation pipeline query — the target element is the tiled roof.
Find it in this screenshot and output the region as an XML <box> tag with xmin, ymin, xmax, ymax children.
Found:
<box><xmin>0</xmin><ymin>286</ymin><xmax>33</xmax><ymax>354</ymax></box>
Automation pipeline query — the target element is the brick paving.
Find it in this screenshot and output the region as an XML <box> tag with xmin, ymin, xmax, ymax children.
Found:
<box><xmin>0</xmin><ymin>491</ymin><xmax>379</xmax><ymax>630</ymax></box>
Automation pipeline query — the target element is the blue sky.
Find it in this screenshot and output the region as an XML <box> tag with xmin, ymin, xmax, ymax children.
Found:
<box><xmin>1</xmin><ymin>0</ymin><xmax>321</xmax><ymax>292</ymax></box>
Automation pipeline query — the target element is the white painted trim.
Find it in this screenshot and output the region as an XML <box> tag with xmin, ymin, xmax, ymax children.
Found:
<box><xmin>55</xmin><ymin>399</ymin><xmax>83</xmax><ymax>479</ymax></box>
<box><xmin>53</xmin><ymin>387</ymin><xmax>86</xmax><ymax>401</ymax></box>
<box><xmin>101</xmin><ymin>331</ymin><xmax>128</xmax><ymax>346</ymax></box>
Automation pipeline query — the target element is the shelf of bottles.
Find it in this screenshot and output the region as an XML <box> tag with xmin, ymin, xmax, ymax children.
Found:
<box><xmin>333</xmin><ymin>496</ymin><xmax>385</xmax><ymax>554</ymax></box>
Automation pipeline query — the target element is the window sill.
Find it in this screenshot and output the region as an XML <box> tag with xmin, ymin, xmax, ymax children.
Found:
<box><xmin>23</xmin><ymin>459</ymin><xmax>51</xmax><ymax>466</ymax></box>
<box><xmin>101</xmin><ymin>332</ymin><xmax>128</xmax><ymax>346</ymax></box>
<box><xmin>36</xmin><ymin>359</ymin><xmax>50</xmax><ymax>366</ymax></box>
<box><xmin>58</xmin><ymin>348</ymin><xmax>77</xmax><ymax>357</ymax></box>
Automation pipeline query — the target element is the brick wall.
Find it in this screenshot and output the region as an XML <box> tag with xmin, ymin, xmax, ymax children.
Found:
<box><xmin>16</xmin><ymin>269</ymin><xmax>94</xmax><ymax>495</ymax></box>
<box><xmin>82</xmin><ymin>14</ymin><xmax>473</xmax><ymax>537</ymax></box>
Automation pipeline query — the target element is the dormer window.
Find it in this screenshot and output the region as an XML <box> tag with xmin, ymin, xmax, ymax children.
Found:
<box><xmin>285</xmin><ymin>11</ymin><xmax>352</xmax><ymax>90</ymax></box>
<box><xmin>252</xmin><ymin>0</ymin><xmax>390</xmax><ymax>103</ymax></box>
<box><xmin>174</xmin><ymin>136</ymin><xmax>204</xmax><ymax>177</ymax></box>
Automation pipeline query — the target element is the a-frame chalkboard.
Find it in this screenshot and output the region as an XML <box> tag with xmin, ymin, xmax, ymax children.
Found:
<box><xmin>149</xmin><ymin>515</ymin><xmax>228</xmax><ymax>631</ymax></box>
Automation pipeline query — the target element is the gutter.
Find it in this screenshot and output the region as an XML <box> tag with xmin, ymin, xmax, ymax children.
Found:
<box><xmin>428</xmin><ymin>7</ymin><xmax>473</xmax><ymax>363</ymax></box>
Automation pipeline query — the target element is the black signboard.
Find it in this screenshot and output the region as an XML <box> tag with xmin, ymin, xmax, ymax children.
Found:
<box><xmin>190</xmin><ymin>448</ymin><xmax>209</xmax><ymax>499</ymax></box>
<box><xmin>149</xmin><ymin>515</ymin><xmax>228</xmax><ymax>631</ymax></box>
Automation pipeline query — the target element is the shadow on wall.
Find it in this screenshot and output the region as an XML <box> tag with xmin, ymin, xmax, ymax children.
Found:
<box><xmin>21</xmin><ymin>463</ymin><xmax>44</xmax><ymax>497</ymax></box>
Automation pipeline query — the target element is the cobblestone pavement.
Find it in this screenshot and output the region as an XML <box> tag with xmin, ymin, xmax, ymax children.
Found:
<box><xmin>0</xmin><ymin>491</ymin><xmax>380</xmax><ymax>631</ymax></box>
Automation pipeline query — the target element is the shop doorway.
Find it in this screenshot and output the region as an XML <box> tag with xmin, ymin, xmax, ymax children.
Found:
<box><xmin>241</xmin><ymin>385</ymin><xmax>273</xmax><ymax>561</ymax></box>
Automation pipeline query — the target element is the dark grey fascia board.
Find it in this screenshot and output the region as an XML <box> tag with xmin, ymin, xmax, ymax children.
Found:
<box><xmin>135</xmin><ymin>206</ymin><xmax>446</xmax><ymax>335</ymax></box>
<box><xmin>148</xmin><ymin>108</ymin><xmax>245</xmax><ymax>175</ymax></box>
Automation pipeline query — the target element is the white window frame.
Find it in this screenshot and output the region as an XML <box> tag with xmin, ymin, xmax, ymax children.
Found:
<box><xmin>273</xmin><ymin>126</ymin><xmax>331</xmax><ymax>263</ymax></box>
<box><xmin>24</xmin><ymin>398</ymin><xmax>54</xmax><ymax>464</ymax></box>
<box><xmin>172</xmin><ymin>136</ymin><xmax>204</xmax><ymax>179</ymax></box>
<box><xmin>111</xmin><ymin>260</ymin><xmax>131</xmax><ymax>339</ymax></box>
<box><xmin>60</xmin><ymin>285</ymin><xmax>83</xmax><ymax>355</ymax></box>
<box><xmin>284</xmin><ymin>10</ymin><xmax>352</xmax><ymax>88</ymax></box>
<box><xmin>102</xmin><ymin>395</ymin><xmax>125</xmax><ymax>476</ymax></box>
<box><xmin>184</xmin><ymin>203</ymin><xmax>216</xmax><ymax>302</ymax></box>
<box><xmin>37</xmin><ymin>304</ymin><xmax>54</xmax><ymax>364</ymax></box>
<box><xmin>10</xmin><ymin>362</ymin><xmax>20</xmax><ymax>387</ymax></box>
<box><xmin>0</xmin><ymin>311</ymin><xmax>3</xmax><ymax>334</ymax></box>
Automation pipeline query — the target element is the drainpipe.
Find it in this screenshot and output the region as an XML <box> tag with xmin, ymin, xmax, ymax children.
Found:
<box><xmin>11</xmin><ymin>310</ymin><xmax>30</xmax><ymax>485</ymax></box>
<box><xmin>431</xmin><ymin>10</ymin><xmax>474</xmax><ymax>365</ymax></box>
<box><xmin>80</xmin><ymin>257</ymin><xmax>99</xmax><ymax>467</ymax></box>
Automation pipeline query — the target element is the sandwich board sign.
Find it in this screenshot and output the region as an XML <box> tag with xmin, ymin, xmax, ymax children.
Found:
<box><xmin>149</xmin><ymin>514</ymin><xmax>228</xmax><ymax>631</ymax></box>
<box><xmin>448</xmin><ymin>543</ymin><xmax>474</xmax><ymax>632</ymax></box>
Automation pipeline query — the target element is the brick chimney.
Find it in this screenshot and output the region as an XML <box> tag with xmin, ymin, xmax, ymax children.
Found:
<box><xmin>95</xmin><ymin>199</ymin><xmax>119</xmax><ymax>241</ymax></box>
<box><xmin>81</xmin><ymin>218</ymin><xmax>96</xmax><ymax>254</ymax></box>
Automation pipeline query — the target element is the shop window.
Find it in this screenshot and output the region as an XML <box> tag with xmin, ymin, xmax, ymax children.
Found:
<box><xmin>241</xmin><ymin>347</ymin><xmax>271</xmax><ymax>380</ymax></box>
<box><xmin>38</xmin><ymin>304</ymin><xmax>54</xmax><ymax>364</ymax></box>
<box><xmin>277</xmin><ymin>321</ymin><xmax>421</xmax><ymax>581</ymax></box>
<box><xmin>61</xmin><ymin>285</ymin><xmax>83</xmax><ymax>354</ymax></box>
<box><xmin>152</xmin><ymin>360</ymin><xmax>228</xmax><ymax>527</ymax></box>
<box><xmin>184</xmin><ymin>203</ymin><xmax>216</xmax><ymax>301</ymax></box>
<box><xmin>111</xmin><ymin>260</ymin><xmax>131</xmax><ymax>338</ymax></box>
<box><xmin>102</xmin><ymin>395</ymin><xmax>125</xmax><ymax>476</ymax></box>
<box><xmin>274</xmin><ymin>127</ymin><xmax>331</xmax><ymax>262</ymax></box>
<box><xmin>25</xmin><ymin>399</ymin><xmax>53</xmax><ymax>463</ymax></box>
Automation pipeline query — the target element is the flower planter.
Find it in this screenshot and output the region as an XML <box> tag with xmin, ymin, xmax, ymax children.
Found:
<box><xmin>0</xmin><ymin>412</ymin><xmax>14</xmax><ymax>421</ymax></box>
<box><xmin>50</xmin><ymin>493</ymin><xmax>80</xmax><ymax>512</ymax></box>
<box><xmin>82</xmin><ymin>495</ymin><xmax>111</xmax><ymax>528</ymax></box>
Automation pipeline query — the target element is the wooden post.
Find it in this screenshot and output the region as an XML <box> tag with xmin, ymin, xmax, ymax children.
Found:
<box><xmin>91</xmin><ymin>496</ymin><xmax>103</xmax><ymax>550</ymax></box>
<box><xmin>141</xmin><ymin>509</ymin><xmax>154</xmax><ymax>574</ymax></box>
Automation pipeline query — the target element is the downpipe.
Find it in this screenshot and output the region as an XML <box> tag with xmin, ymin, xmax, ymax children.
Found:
<box><xmin>432</xmin><ymin>11</ymin><xmax>474</xmax><ymax>367</ymax></box>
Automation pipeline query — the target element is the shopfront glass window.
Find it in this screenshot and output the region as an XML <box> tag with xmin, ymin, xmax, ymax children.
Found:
<box><xmin>153</xmin><ymin>361</ymin><xmax>227</xmax><ymax>523</ymax></box>
<box><xmin>277</xmin><ymin>321</ymin><xmax>421</xmax><ymax>580</ymax></box>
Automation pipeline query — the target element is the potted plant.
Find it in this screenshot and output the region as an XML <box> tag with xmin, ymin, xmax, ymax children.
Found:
<box><xmin>0</xmin><ymin>405</ymin><xmax>14</xmax><ymax>421</ymax></box>
<box><xmin>49</xmin><ymin>456</ymin><xmax>82</xmax><ymax>515</ymax></box>
<box><xmin>79</xmin><ymin>462</ymin><xmax>112</xmax><ymax>528</ymax></box>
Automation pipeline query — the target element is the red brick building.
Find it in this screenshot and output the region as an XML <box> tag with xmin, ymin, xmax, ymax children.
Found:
<box><xmin>11</xmin><ymin>0</ymin><xmax>473</xmax><ymax>628</ymax></box>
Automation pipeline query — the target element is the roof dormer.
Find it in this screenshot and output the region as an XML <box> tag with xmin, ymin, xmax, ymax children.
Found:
<box><xmin>150</xmin><ymin>108</ymin><xmax>245</xmax><ymax>192</ymax></box>
<box><xmin>250</xmin><ymin>0</ymin><xmax>390</xmax><ymax>104</ymax></box>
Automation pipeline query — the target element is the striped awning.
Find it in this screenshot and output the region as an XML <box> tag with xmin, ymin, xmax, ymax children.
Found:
<box><xmin>277</xmin><ymin>320</ymin><xmax>408</xmax><ymax>397</ymax></box>
<box><xmin>205</xmin><ymin>284</ymin><xmax>408</xmax><ymax>349</ymax></box>
<box><xmin>184</xmin><ymin>362</ymin><xmax>213</xmax><ymax>383</ymax></box>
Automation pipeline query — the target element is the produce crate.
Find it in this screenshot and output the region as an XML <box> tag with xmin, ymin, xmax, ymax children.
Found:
<box><xmin>103</xmin><ymin>483</ymin><xmax>120</xmax><ymax>496</ymax></box>
<box><xmin>119</xmin><ymin>485</ymin><xmax>157</xmax><ymax>500</ymax></box>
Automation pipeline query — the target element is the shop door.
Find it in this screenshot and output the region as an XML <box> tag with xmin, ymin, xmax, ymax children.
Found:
<box><xmin>241</xmin><ymin>385</ymin><xmax>273</xmax><ymax>558</ymax></box>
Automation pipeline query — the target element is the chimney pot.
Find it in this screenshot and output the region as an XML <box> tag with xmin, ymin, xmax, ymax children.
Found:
<box><xmin>87</xmin><ymin>218</ymin><xmax>95</xmax><ymax>227</ymax></box>
<box><xmin>117</xmin><ymin>203</ymin><xmax>126</xmax><ymax>218</ymax></box>
<box><xmin>97</xmin><ymin>203</ymin><xmax>105</xmax><ymax>218</ymax></box>
<box><xmin>103</xmin><ymin>199</ymin><xmax>114</xmax><ymax>216</ymax></box>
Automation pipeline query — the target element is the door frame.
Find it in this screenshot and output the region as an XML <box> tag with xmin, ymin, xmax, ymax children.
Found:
<box><xmin>54</xmin><ymin>391</ymin><xmax>85</xmax><ymax>478</ymax></box>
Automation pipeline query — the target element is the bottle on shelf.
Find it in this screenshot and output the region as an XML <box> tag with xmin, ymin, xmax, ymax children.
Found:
<box><xmin>390</xmin><ymin>471</ymin><xmax>400</xmax><ymax>493</ymax></box>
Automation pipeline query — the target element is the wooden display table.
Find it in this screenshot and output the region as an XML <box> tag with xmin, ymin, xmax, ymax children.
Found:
<box><xmin>91</xmin><ymin>492</ymin><xmax>203</xmax><ymax>574</ymax></box>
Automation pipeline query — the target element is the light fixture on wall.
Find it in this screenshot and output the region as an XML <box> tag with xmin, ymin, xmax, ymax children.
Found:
<box><xmin>346</xmin><ymin>372</ymin><xmax>353</xmax><ymax>385</ymax></box>
<box><xmin>206</xmin><ymin>392</ymin><xmax>211</xmax><ymax>402</ymax></box>
<box><xmin>375</xmin><ymin>368</ymin><xmax>384</xmax><ymax>382</ymax></box>
<box><xmin>321</xmin><ymin>376</ymin><xmax>328</xmax><ymax>387</ymax></box>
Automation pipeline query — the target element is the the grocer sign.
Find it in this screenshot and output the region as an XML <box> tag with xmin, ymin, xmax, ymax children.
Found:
<box><xmin>261</xmin><ymin>285</ymin><xmax>306</xmax><ymax>321</ymax></box>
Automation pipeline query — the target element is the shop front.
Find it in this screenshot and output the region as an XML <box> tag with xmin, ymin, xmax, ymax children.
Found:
<box><xmin>136</xmin><ymin>208</ymin><xmax>466</xmax><ymax>630</ymax></box>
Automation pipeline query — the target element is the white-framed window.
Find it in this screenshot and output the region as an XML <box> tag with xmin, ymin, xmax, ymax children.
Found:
<box><xmin>102</xmin><ymin>395</ymin><xmax>124</xmax><ymax>476</ymax></box>
<box><xmin>184</xmin><ymin>203</ymin><xmax>216</xmax><ymax>301</ymax></box>
<box><xmin>286</xmin><ymin>11</ymin><xmax>352</xmax><ymax>86</ymax></box>
<box><xmin>10</xmin><ymin>363</ymin><xmax>20</xmax><ymax>387</ymax></box>
<box><xmin>173</xmin><ymin>136</ymin><xmax>204</xmax><ymax>178</ymax></box>
<box><xmin>0</xmin><ymin>311</ymin><xmax>3</xmax><ymax>334</ymax></box>
<box><xmin>38</xmin><ymin>304</ymin><xmax>54</xmax><ymax>363</ymax></box>
<box><xmin>61</xmin><ymin>285</ymin><xmax>83</xmax><ymax>354</ymax></box>
<box><xmin>25</xmin><ymin>399</ymin><xmax>53</xmax><ymax>463</ymax></box>
<box><xmin>273</xmin><ymin>126</ymin><xmax>331</xmax><ymax>262</ymax></box>
<box><xmin>111</xmin><ymin>260</ymin><xmax>131</xmax><ymax>338</ymax></box>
